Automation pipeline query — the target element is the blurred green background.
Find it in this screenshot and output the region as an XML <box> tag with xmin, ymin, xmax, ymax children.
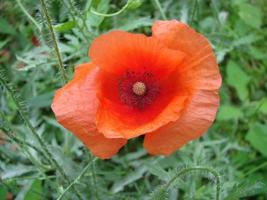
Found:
<box><xmin>1</xmin><ymin>0</ymin><xmax>267</xmax><ymax>199</ymax></box>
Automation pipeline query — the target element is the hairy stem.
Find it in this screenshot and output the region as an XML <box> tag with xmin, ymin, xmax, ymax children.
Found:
<box><xmin>39</xmin><ymin>0</ymin><xmax>68</xmax><ymax>83</ymax></box>
<box><xmin>0</xmin><ymin>134</ymin><xmax>45</xmax><ymax>157</ymax></box>
<box><xmin>16</xmin><ymin>0</ymin><xmax>41</xmax><ymax>31</ymax></box>
<box><xmin>0</xmin><ymin>72</ymin><xmax>82</xmax><ymax>200</ymax></box>
<box><xmin>91</xmin><ymin>159</ymin><xmax>100</xmax><ymax>200</ymax></box>
<box><xmin>64</xmin><ymin>0</ymin><xmax>89</xmax><ymax>41</ymax></box>
<box><xmin>166</xmin><ymin>166</ymin><xmax>221</xmax><ymax>200</ymax></box>
<box><xmin>56</xmin><ymin>158</ymin><xmax>97</xmax><ymax>200</ymax></box>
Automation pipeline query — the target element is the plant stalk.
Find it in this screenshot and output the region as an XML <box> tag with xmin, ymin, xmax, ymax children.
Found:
<box><xmin>39</xmin><ymin>0</ymin><xmax>68</xmax><ymax>83</ymax></box>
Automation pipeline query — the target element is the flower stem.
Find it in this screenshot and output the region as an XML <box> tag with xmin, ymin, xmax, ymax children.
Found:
<box><xmin>153</xmin><ymin>0</ymin><xmax>167</xmax><ymax>20</ymax></box>
<box><xmin>64</xmin><ymin>0</ymin><xmax>89</xmax><ymax>41</ymax></box>
<box><xmin>39</xmin><ymin>0</ymin><xmax>68</xmax><ymax>83</ymax></box>
<box><xmin>16</xmin><ymin>0</ymin><xmax>41</xmax><ymax>31</ymax></box>
<box><xmin>166</xmin><ymin>166</ymin><xmax>221</xmax><ymax>200</ymax></box>
<box><xmin>56</xmin><ymin>158</ymin><xmax>97</xmax><ymax>200</ymax></box>
<box><xmin>90</xmin><ymin>1</ymin><xmax>129</xmax><ymax>17</ymax></box>
<box><xmin>0</xmin><ymin>70</ymin><xmax>82</xmax><ymax>200</ymax></box>
<box><xmin>189</xmin><ymin>0</ymin><xmax>198</xmax><ymax>25</ymax></box>
<box><xmin>91</xmin><ymin>160</ymin><xmax>100</xmax><ymax>200</ymax></box>
<box><xmin>244</xmin><ymin>161</ymin><xmax>267</xmax><ymax>177</ymax></box>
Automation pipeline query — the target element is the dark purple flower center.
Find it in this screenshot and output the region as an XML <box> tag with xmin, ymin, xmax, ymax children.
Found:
<box><xmin>118</xmin><ymin>71</ymin><xmax>160</xmax><ymax>110</ymax></box>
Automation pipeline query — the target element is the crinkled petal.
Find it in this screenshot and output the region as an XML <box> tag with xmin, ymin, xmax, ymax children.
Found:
<box><xmin>143</xmin><ymin>90</ymin><xmax>219</xmax><ymax>155</ymax></box>
<box><xmin>152</xmin><ymin>20</ymin><xmax>221</xmax><ymax>90</ymax></box>
<box><xmin>89</xmin><ymin>30</ymin><xmax>188</xmax><ymax>139</ymax></box>
<box><xmin>51</xmin><ymin>62</ymin><xmax>126</xmax><ymax>159</ymax></box>
<box><xmin>89</xmin><ymin>30</ymin><xmax>185</xmax><ymax>80</ymax></box>
<box><xmin>96</xmin><ymin>94</ymin><xmax>188</xmax><ymax>139</ymax></box>
<box><xmin>80</xmin><ymin>134</ymin><xmax>127</xmax><ymax>159</ymax></box>
<box><xmin>51</xmin><ymin>62</ymin><xmax>98</xmax><ymax>136</ymax></box>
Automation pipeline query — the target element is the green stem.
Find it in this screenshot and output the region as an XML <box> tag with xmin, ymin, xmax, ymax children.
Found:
<box><xmin>153</xmin><ymin>0</ymin><xmax>167</xmax><ymax>20</ymax></box>
<box><xmin>90</xmin><ymin>0</ymin><xmax>130</xmax><ymax>17</ymax></box>
<box><xmin>16</xmin><ymin>0</ymin><xmax>41</xmax><ymax>31</ymax></box>
<box><xmin>64</xmin><ymin>0</ymin><xmax>89</xmax><ymax>41</ymax></box>
<box><xmin>69</xmin><ymin>0</ymin><xmax>89</xmax><ymax>32</ymax></box>
<box><xmin>0</xmin><ymin>135</ymin><xmax>45</xmax><ymax>157</ymax></box>
<box><xmin>0</xmin><ymin>113</ymin><xmax>55</xmax><ymax>187</ymax></box>
<box><xmin>91</xmin><ymin>159</ymin><xmax>100</xmax><ymax>200</ymax></box>
<box><xmin>166</xmin><ymin>166</ymin><xmax>221</xmax><ymax>200</ymax></box>
<box><xmin>189</xmin><ymin>0</ymin><xmax>198</xmax><ymax>25</ymax></box>
<box><xmin>56</xmin><ymin>158</ymin><xmax>97</xmax><ymax>200</ymax></box>
<box><xmin>39</xmin><ymin>0</ymin><xmax>68</xmax><ymax>83</ymax></box>
<box><xmin>244</xmin><ymin>161</ymin><xmax>267</xmax><ymax>176</ymax></box>
<box><xmin>0</xmin><ymin>72</ymin><xmax>82</xmax><ymax>200</ymax></box>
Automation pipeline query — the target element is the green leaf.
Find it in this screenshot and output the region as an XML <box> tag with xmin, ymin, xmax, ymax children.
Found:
<box><xmin>87</xmin><ymin>0</ymin><xmax>110</xmax><ymax>27</ymax></box>
<box><xmin>226</xmin><ymin>60</ymin><xmax>250</xmax><ymax>101</ymax></box>
<box><xmin>114</xmin><ymin>17</ymin><xmax>152</xmax><ymax>31</ymax></box>
<box><xmin>127</xmin><ymin>0</ymin><xmax>143</xmax><ymax>10</ymax></box>
<box><xmin>111</xmin><ymin>165</ymin><xmax>148</xmax><ymax>193</ymax></box>
<box><xmin>145</xmin><ymin>161</ymin><xmax>170</xmax><ymax>181</ymax></box>
<box><xmin>238</xmin><ymin>3</ymin><xmax>262</xmax><ymax>29</ymax></box>
<box><xmin>0</xmin><ymin>187</ymin><xmax>7</xmax><ymax>199</ymax></box>
<box><xmin>225</xmin><ymin>179</ymin><xmax>266</xmax><ymax>200</ymax></box>
<box><xmin>0</xmin><ymin>18</ymin><xmax>16</xmax><ymax>35</ymax></box>
<box><xmin>28</xmin><ymin>92</ymin><xmax>53</xmax><ymax>109</ymax></box>
<box><xmin>217</xmin><ymin>105</ymin><xmax>243</xmax><ymax>120</ymax></box>
<box><xmin>0</xmin><ymin>38</ymin><xmax>10</xmax><ymax>50</ymax></box>
<box><xmin>232</xmin><ymin>34</ymin><xmax>263</xmax><ymax>47</ymax></box>
<box><xmin>148</xmin><ymin>185</ymin><xmax>168</xmax><ymax>200</ymax></box>
<box><xmin>0</xmin><ymin>164</ymin><xmax>36</xmax><ymax>180</ymax></box>
<box><xmin>54</xmin><ymin>21</ymin><xmax>76</xmax><ymax>33</ymax></box>
<box><xmin>246</xmin><ymin>123</ymin><xmax>267</xmax><ymax>157</ymax></box>
<box><xmin>258</xmin><ymin>98</ymin><xmax>267</xmax><ymax>115</ymax></box>
<box><xmin>24</xmin><ymin>180</ymin><xmax>42</xmax><ymax>200</ymax></box>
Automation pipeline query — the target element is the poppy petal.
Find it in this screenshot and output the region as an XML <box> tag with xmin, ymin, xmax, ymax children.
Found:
<box><xmin>89</xmin><ymin>30</ymin><xmax>185</xmax><ymax>80</ymax></box>
<box><xmin>51</xmin><ymin>62</ymin><xmax>99</xmax><ymax>136</ymax></box>
<box><xmin>143</xmin><ymin>90</ymin><xmax>219</xmax><ymax>155</ymax></box>
<box><xmin>79</xmin><ymin>133</ymin><xmax>127</xmax><ymax>159</ymax></box>
<box><xmin>96</xmin><ymin>93</ymin><xmax>188</xmax><ymax>139</ymax></box>
<box><xmin>152</xmin><ymin>20</ymin><xmax>221</xmax><ymax>90</ymax></box>
<box><xmin>51</xmin><ymin>62</ymin><xmax>126</xmax><ymax>159</ymax></box>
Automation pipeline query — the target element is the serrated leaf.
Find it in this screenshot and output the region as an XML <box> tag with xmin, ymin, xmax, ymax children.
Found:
<box><xmin>0</xmin><ymin>164</ymin><xmax>36</xmax><ymax>180</ymax></box>
<box><xmin>111</xmin><ymin>165</ymin><xmax>148</xmax><ymax>193</ymax></box>
<box><xmin>246</xmin><ymin>123</ymin><xmax>267</xmax><ymax>157</ymax></box>
<box><xmin>145</xmin><ymin>161</ymin><xmax>169</xmax><ymax>181</ymax></box>
<box><xmin>148</xmin><ymin>185</ymin><xmax>168</xmax><ymax>200</ymax></box>
<box><xmin>226</xmin><ymin>60</ymin><xmax>250</xmax><ymax>101</ymax></box>
<box><xmin>232</xmin><ymin>34</ymin><xmax>263</xmax><ymax>47</ymax></box>
<box><xmin>225</xmin><ymin>180</ymin><xmax>265</xmax><ymax>200</ymax></box>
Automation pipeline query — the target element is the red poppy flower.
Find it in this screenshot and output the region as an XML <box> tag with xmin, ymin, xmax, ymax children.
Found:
<box><xmin>51</xmin><ymin>20</ymin><xmax>221</xmax><ymax>159</ymax></box>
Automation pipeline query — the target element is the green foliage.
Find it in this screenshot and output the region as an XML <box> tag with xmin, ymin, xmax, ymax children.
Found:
<box><xmin>238</xmin><ymin>3</ymin><xmax>263</xmax><ymax>29</ymax></box>
<box><xmin>226</xmin><ymin>60</ymin><xmax>250</xmax><ymax>101</ymax></box>
<box><xmin>217</xmin><ymin>105</ymin><xmax>243</xmax><ymax>121</ymax></box>
<box><xmin>1</xmin><ymin>0</ymin><xmax>267</xmax><ymax>199</ymax></box>
<box><xmin>225</xmin><ymin>180</ymin><xmax>266</xmax><ymax>200</ymax></box>
<box><xmin>246</xmin><ymin>123</ymin><xmax>267</xmax><ymax>157</ymax></box>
